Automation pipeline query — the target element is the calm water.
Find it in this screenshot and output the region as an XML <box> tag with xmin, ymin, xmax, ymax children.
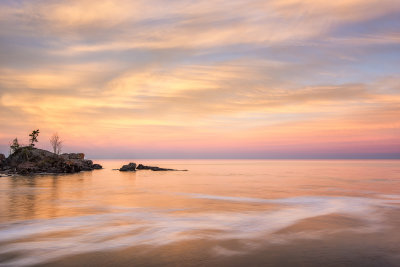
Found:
<box><xmin>0</xmin><ymin>160</ymin><xmax>400</xmax><ymax>266</ymax></box>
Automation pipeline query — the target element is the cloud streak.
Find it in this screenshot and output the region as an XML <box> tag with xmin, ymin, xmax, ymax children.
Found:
<box><xmin>0</xmin><ymin>0</ymin><xmax>399</xmax><ymax>158</ymax></box>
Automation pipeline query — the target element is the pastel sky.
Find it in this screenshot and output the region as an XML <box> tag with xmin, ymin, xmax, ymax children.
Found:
<box><xmin>0</xmin><ymin>0</ymin><xmax>399</xmax><ymax>158</ymax></box>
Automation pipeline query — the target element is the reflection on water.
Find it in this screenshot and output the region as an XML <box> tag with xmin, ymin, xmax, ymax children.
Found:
<box><xmin>0</xmin><ymin>160</ymin><xmax>400</xmax><ymax>266</ymax></box>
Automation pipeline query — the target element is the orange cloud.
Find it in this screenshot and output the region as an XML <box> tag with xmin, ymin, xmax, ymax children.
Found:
<box><xmin>0</xmin><ymin>0</ymin><xmax>399</xmax><ymax>157</ymax></box>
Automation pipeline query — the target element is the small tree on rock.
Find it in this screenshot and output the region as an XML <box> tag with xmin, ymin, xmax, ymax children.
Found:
<box><xmin>50</xmin><ymin>133</ymin><xmax>63</xmax><ymax>154</ymax></box>
<box><xmin>29</xmin><ymin>129</ymin><xmax>40</xmax><ymax>147</ymax></box>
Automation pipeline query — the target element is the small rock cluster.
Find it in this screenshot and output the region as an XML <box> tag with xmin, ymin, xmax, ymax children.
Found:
<box><xmin>118</xmin><ymin>162</ymin><xmax>185</xmax><ymax>172</ymax></box>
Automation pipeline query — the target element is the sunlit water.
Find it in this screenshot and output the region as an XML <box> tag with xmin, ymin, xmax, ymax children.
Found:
<box><xmin>0</xmin><ymin>160</ymin><xmax>400</xmax><ymax>266</ymax></box>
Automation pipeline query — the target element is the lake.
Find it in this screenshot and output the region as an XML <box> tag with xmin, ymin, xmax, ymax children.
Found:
<box><xmin>0</xmin><ymin>159</ymin><xmax>399</xmax><ymax>266</ymax></box>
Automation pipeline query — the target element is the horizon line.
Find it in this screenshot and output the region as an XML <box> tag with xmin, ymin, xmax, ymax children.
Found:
<box><xmin>89</xmin><ymin>157</ymin><xmax>400</xmax><ymax>160</ymax></box>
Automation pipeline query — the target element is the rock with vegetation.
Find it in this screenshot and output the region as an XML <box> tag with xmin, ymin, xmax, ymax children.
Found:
<box><xmin>0</xmin><ymin>147</ymin><xmax>102</xmax><ymax>175</ymax></box>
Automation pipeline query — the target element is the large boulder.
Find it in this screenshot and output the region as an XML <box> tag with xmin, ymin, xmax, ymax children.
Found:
<box><xmin>65</xmin><ymin>159</ymin><xmax>94</xmax><ymax>171</ymax></box>
<box><xmin>119</xmin><ymin>162</ymin><xmax>136</xmax><ymax>171</ymax></box>
<box><xmin>81</xmin><ymin>160</ymin><xmax>94</xmax><ymax>171</ymax></box>
<box><xmin>61</xmin><ymin>160</ymin><xmax>83</xmax><ymax>173</ymax></box>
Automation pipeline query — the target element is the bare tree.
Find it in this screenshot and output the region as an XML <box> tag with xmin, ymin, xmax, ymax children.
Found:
<box><xmin>9</xmin><ymin>138</ymin><xmax>20</xmax><ymax>155</ymax></box>
<box><xmin>50</xmin><ymin>133</ymin><xmax>63</xmax><ymax>154</ymax></box>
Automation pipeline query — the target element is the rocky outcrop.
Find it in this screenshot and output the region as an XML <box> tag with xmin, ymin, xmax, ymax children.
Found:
<box><xmin>0</xmin><ymin>147</ymin><xmax>102</xmax><ymax>175</ymax></box>
<box><xmin>119</xmin><ymin>162</ymin><xmax>137</xmax><ymax>171</ymax></box>
<box><xmin>0</xmin><ymin>153</ymin><xmax>5</xmax><ymax>169</ymax></box>
<box><xmin>119</xmin><ymin>162</ymin><xmax>186</xmax><ymax>172</ymax></box>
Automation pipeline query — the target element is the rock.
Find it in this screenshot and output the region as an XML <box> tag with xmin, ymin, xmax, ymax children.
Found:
<box><xmin>77</xmin><ymin>159</ymin><xmax>94</xmax><ymax>171</ymax></box>
<box><xmin>92</xmin><ymin>164</ymin><xmax>102</xmax><ymax>169</ymax></box>
<box><xmin>17</xmin><ymin>162</ymin><xmax>39</xmax><ymax>175</ymax></box>
<box><xmin>0</xmin><ymin>153</ymin><xmax>5</xmax><ymax>170</ymax></box>
<box><xmin>136</xmin><ymin>164</ymin><xmax>149</xmax><ymax>170</ymax></box>
<box><xmin>136</xmin><ymin>163</ymin><xmax>186</xmax><ymax>171</ymax></box>
<box><xmin>119</xmin><ymin>162</ymin><xmax>136</xmax><ymax>171</ymax></box>
<box><xmin>149</xmin><ymin>167</ymin><xmax>176</xmax><ymax>171</ymax></box>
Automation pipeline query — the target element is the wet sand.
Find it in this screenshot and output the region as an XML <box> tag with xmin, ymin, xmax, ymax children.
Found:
<box><xmin>39</xmin><ymin>216</ymin><xmax>400</xmax><ymax>267</ymax></box>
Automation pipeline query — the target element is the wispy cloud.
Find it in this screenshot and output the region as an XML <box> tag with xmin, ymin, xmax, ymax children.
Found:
<box><xmin>0</xmin><ymin>0</ymin><xmax>399</xmax><ymax>158</ymax></box>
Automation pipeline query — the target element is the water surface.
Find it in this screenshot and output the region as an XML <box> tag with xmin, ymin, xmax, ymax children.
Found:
<box><xmin>0</xmin><ymin>160</ymin><xmax>400</xmax><ymax>266</ymax></box>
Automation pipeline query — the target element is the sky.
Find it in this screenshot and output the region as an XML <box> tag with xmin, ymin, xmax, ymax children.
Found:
<box><xmin>0</xmin><ymin>0</ymin><xmax>399</xmax><ymax>159</ymax></box>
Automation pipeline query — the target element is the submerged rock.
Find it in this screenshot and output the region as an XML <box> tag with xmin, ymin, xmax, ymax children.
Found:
<box><xmin>0</xmin><ymin>147</ymin><xmax>102</xmax><ymax>175</ymax></box>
